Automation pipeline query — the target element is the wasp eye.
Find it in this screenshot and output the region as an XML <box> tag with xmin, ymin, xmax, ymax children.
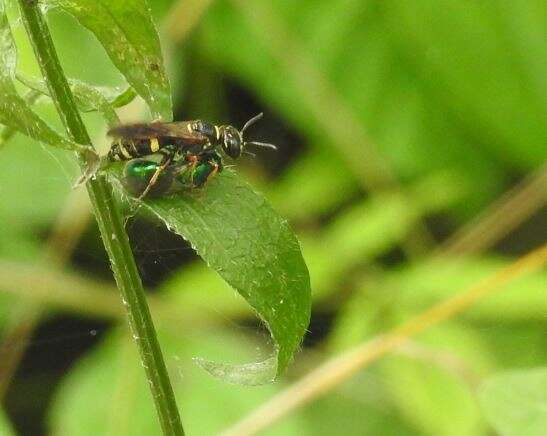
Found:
<box><xmin>223</xmin><ymin>134</ymin><xmax>241</xmax><ymax>158</ymax></box>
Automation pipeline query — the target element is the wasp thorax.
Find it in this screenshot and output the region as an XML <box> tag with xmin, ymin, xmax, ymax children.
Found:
<box><xmin>220</xmin><ymin>126</ymin><xmax>243</xmax><ymax>158</ymax></box>
<box><xmin>191</xmin><ymin>120</ymin><xmax>217</xmax><ymax>141</ymax></box>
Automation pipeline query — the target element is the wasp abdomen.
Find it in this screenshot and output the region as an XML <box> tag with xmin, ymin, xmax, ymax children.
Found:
<box><xmin>108</xmin><ymin>137</ymin><xmax>163</xmax><ymax>161</ymax></box>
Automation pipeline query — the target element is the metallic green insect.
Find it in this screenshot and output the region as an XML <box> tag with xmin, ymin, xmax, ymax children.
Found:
<box><xmin>122</xmin><ymin>152</ymin><xmax>224</xmax><ymax>198</ymax></box>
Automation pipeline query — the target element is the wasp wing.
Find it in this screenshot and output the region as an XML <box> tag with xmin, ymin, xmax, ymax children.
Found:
<box><xmin>107</xmin><ymin>121</ymin><xmax>207</xmax><ymax>145</ymax></box>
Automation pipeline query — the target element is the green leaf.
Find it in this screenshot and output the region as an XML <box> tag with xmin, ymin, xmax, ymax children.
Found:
<box><xmin>0</xmin><ymin>88</ymin><xmax>41</xmax><ymax>148</ymax></box>
<box><xmin>108</xmin><ymin>167</ymin><xmax>311</xmax><ymax>384</ymax></box>
<box><xmin>16</xmin><ymin>73</ymin><xmax>137</xmax><ymax>126</ymax></box>
<box><xmin>0</xmin><ymin>1</ymin><xmax>82</xmax><ymax>151</ymax></box>
<box><xmin>478</xmin><ymin>367</ymin><xmax>547</xmax><ymax>436</ymax></box>
<box><xmin>46</xmin><ymin>0</ymin><xmax>172</xmax><ymax>120</ymax></box>
<box><xmin>17</xmin><ymin>73</ymin><xmax>136</xmax><ymax>111</ymax></box>
<box><xmin>109</xmin><ymin>86</ymin><xmax>138</xmax><ymax>109</ymax></box>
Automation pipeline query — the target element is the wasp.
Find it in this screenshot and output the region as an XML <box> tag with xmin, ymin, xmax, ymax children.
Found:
<box><xmin>106</xmin><ymin>113</ymin><xmax>276</xmax><ymax>197</ymax></box>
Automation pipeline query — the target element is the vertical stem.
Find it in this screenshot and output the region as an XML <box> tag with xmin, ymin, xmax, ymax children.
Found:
<box><xmin>17</xmin><ymin>2</ymin><xmax>184</xmax><ymax>434</ymax></box>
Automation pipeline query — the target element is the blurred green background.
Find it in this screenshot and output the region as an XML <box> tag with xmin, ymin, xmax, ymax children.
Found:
<box><xmin>0</xmin><ymin>0</ymin><xmax>546</xmax><ymax>434</ymax></box>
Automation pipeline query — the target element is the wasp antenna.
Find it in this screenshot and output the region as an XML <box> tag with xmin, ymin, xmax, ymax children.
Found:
<box><xmin>247</xmin><ymin>141</ymin><xmax>277</xmax><ymax>150</ymax></box>
<box><xmin>241</xmin><ymin>112</ymin><xmax>264</xmax><ymax>135</ymax></box>
<box><xmin>243</xmin><ymin>150</ymin><xmax>257</xmax><ymax>157</ymax></box>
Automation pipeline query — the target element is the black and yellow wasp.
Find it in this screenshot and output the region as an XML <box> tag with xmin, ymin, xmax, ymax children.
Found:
<box><xmin>106</xmin><ymin>113</ymin><xmax>276</xmax><ymax>197</ymax></box>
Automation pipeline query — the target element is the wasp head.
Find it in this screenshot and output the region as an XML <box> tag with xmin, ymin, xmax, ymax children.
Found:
<box><xmin>219</xmin><ymin>125</ymin><xmax>243</xmax><ymax>158</ymax></box>
<box><xmin>220</xmin><ymin>113</ymin><xmax>277</xmax><ymax>159</ymax></box>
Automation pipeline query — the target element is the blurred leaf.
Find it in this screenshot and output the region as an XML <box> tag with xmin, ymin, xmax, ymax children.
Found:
<box><xmin>45</xmin><ymin>0</ymin><xmax>172</xmax><ymax>120</ymax></box>
<box><xmin>0</xmin><ymin>1</ymin><xmax>82</xmax><ymax>151</ymax></box>
<box><xmin>381</xmin><ymin>324</ymin><xmax>490</xmax><ymax>436</ymax></box>
<box><xmin>17</xmin><ymin>74</ymin><xmax>126</xmax><ymax>126</ymax></box>
<box><xmin>17</xmin><ymin>73</ymin><xmax>136</xmax><ymax>126</ymax></box>
<box><xmin>0</xmin><ymin>260</ymin><xmax>122</xmax><ymax>319</ymax></box>
<box><xmin>0</xmin><ymin>134</ymin><xmax>77</xmax><ymax>225</ymax></box>
<box><xmin>267</xmin><ymin>148</ymin><xmax>360</xmax><ymax>222</ymax></box>
<box><xmin>0</xmin><ymin>408</ymin><xmax>15</xmax><ymax>436</ymax></box>
<box><xmin>108</xmin><ymin>167</ymin><xmax>311</xmax><ymax>384</ymax></box>
<box><xmin>500</xmin><ymin>1</ymin><xmax>547</xmax><ymax>106</ymax></box>
<box><xmin>49</xmin><ymin>329</ymin><xmax>305</xmax><ymax>435</ymax></box>
<box><xmin>366</xmin><ymin>70</ymin><xmax>505</xmax><ymax>215</ymax></box>
<box><xmin>391</xmin><ymin>257</ymin><xmax>547</xmax><ymax>321</ymax></box>
<box><xmin>0</xmin><ymin>88</ymin><xmax>41</xmax><ymax>149</ymax></box>
<box><xmin>478</xmin><ymin>367</ymin><xmax>547</xmax><ymax>436</ymax></box>
<box><xmin>200</xmin><ymin>1</ymin><xmax>361</xmax><ymax>154</ymax></box>
<box><xmin>303</xmin><ymin>371</ymin><xmax>415</xmax><ymax>436</ymax></box>
<box><xmin>478</xmin><ymin>324</ymin><xmax>547</xmax><ymax>369</ymax></box>
<box><xmin>206</xmin><ymin>1</ymin><xmax>396</xmax><ymax>193</ymax></box>
<box><xmin>199</xmin><ymin>1</ymin><xmax>524</xmax><ymax>216</ymax></box>
<box><xmin>384</xmin><ymin>1</ymin><xmax>547</xmax><ymax>168</ymax></box>
<box><xmin>327</xmin><ymin>278</ymin><xmax>385</xmax><ymax>353</ymax></box>
<box><xmin>0</xmin><ymin>221</ymin><xmax>41</xmax><ymax>261</ymax></box>
<box><xmin>17</xmin><ymin>73</ymin><xmax>136</xmax><ymax>111</ymax></box>
<box><xmin>306</xmin><ymin>170</ymin><xmax>466</xmax><ymax>298</ymax></box>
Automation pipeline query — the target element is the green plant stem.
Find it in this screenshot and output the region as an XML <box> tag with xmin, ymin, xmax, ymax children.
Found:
<box><xmin>17</xmin><ymin>2</ymin><xmax>184</xmax><ymax>434</ymax></box>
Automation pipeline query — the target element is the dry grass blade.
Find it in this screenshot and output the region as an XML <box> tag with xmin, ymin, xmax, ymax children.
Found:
<box><xmin>220</xmin><ymin>243</ymin><xmax>547</xmax><ymax>436</ymax></box>
<box><xmin>441</xmin><ymin>163</ymin><xmax>547</xmax><ymax>256</ymax></box>
<box><xmin>164</xmin><ymin>0</ymin><xmax>215</xmax><ymax>43</ymax></box>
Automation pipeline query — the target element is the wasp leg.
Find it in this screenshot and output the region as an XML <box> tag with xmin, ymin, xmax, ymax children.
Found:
<box><xmin>190</xmin><ymin>152</ymin><xmax>223</xmax><ymax>187</ymax></box>
<box><xmin>185</xmin><ymin>153</ymin><xmax>199</xmax><ymax>168</ymax></box>
<box><xmin>203</xmin><ymin>162</ymin><xmax>220</xmax><ymax>185</ymax></box>
<box><xmin>208</xmin><ymin>160</ymin><xmax>221</xmax><ymax>179</ymax></box>
<box><xmin>138</xmin><ymin>152</ymin><xmax>173</xmax><ymax>199</ymax></box>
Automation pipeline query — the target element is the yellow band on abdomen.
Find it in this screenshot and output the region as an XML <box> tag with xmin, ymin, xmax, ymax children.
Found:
<box><xmin>150</xmin><ymin>137</ymin><xmax>160</xmax><ymax>153</ymax></box>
